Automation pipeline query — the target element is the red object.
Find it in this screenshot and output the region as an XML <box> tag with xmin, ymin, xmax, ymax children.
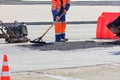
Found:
<box><xmin>96</xmin><ymin>12</ymin><xmax>120</xmax><ymax>39</ymax></box>
<box><xmin>1</xmin><ymin>54</ymin><xmax>10</xmax><ymax>80</ymax></box>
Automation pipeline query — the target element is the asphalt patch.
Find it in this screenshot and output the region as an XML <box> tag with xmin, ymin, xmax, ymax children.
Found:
<box><xmin>18</xmin><ymin>41</ymin><xmax>120</xmax><ymax>51</ymax></box>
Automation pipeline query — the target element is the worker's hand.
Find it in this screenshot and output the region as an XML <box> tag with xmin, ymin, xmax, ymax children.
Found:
<box><xmin>63</xmin><ymin>9</ymin><xmax>67</xmax><ymax>14</ymax></box>
<box><xmin>56</xmin><ymin>16</ymin><xmax>60</xmax><ymax>22</ymax></box>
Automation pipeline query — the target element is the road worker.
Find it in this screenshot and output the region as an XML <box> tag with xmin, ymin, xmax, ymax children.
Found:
<box><xmin>51</xmin><ymin>0</ymin><xmax>71</xmax><ymax>42</ymax></box>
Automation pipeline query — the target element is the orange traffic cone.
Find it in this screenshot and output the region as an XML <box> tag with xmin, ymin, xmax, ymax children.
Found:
<box><xmin>1</xmin><ymin>54</ymin><xmax>10</xmax><ymax>80</ymax></box>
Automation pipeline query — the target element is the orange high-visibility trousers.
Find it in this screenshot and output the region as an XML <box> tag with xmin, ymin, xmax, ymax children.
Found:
<box><xmin>61</xmin><ymin>22</ymin><xmax>66</xmax><ymax>39</ymax></box>
<box><xmin>54</xmin><ymin>22</ymin><xmax>62</xmax><ymax>34</ymax></box>
<box><xmin>61</xmin><ymin>22</ymin><xmax>66</xmax><ymax>33</ymax></box>
<box><xmin>54</xmin><ymin>22</ymin><xmax>66</xmax><ymax>41</ymax></box>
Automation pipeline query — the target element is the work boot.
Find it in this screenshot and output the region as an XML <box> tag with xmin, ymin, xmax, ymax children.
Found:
<box><xmin>62</xmin><ymin>38</ymin><xmax>69</xmax><ymax>41</ymax></box>
<box><xmin>61</xmin><ymin>33</ymin><xmax>68</xmax><ymax>41</ymax></box>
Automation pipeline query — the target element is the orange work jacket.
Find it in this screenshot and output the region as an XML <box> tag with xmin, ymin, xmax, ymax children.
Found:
<box><xmin>52</xmin><ymin>0</ymin><xmax>70</xmax><ymax>12</ymax></box>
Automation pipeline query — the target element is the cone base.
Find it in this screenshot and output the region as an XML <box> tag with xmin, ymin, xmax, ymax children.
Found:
<box><xmin>1</xmin><ymin>76</ymin><xmax>10</xmax><ymax>80</ymax></box>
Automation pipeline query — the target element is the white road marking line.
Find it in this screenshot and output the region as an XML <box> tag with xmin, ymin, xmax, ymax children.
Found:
<box><xmin>44</xmin><ymin>74</ymin><xmax>84</xmax><ymax>80</ymax></box>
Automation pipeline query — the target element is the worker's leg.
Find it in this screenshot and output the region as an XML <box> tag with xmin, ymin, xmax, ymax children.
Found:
<box><xmin>61</xmin><ymin>22</ymin><xmax>66</xmax><ymax>39</ymax></box>
<box><xmin>60</xmin><ymin>14</ymin><xmax>68</xmax><ymax>41</ymax></box>
<box><xmin>54</xmin><ymin>22</ymin><xmax>62</xmax><ymax>42</ymax></box>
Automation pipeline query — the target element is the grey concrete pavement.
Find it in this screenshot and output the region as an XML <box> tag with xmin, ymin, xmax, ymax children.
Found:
<box><xmin>0</xmin><ymin>24</ymin><xmax>120</xmax><ymax>73</ymax></box>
